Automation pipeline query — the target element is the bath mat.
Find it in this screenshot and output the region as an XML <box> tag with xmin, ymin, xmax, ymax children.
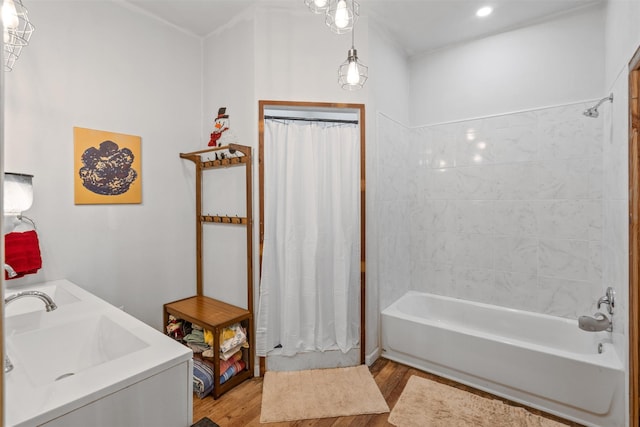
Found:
<box><xmin>389</xmin><ymin>376</ymin><xmax>568</xmax><ymax>427</ymax></box>
<box><xmin>260</xmin><ymin>364</ymin><xmax>389</xmax><ymax>423</ymax></box>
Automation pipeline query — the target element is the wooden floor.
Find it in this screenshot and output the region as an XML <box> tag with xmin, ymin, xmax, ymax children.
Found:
<box><xmin>193</xmin><ymin>358</ymin><xmax>584</xmax><ymax>427</ymax></box>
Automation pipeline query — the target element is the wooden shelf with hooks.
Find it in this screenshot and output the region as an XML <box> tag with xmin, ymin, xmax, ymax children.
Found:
<box><xmin>201</xmin><ymin>215</ymin><xmax>248</xmax><ymax>225</ymax></box>
<box><xmin>164</xmin><ymin>143</ymin><xmax>254</xmax><ymax>400</ymax></box>
<box><xmin>179</xmin><ymin>144</ymin><xmax>250</xmax><ymax>170</ymax></box>
<box><xmin>201</xmin><ymin>156</ymin><xmax>249</xmax><ymax>169</ymax></box>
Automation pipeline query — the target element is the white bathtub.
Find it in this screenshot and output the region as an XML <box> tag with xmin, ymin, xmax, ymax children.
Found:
<box><xmin>381</xmin><ymin>291</ymin><xmax>625</xmax><ymax>427</ymax></box>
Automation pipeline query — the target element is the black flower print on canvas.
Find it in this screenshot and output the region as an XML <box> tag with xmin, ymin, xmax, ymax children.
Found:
<box><xmin>78</xmin><ymin>140</ymin><xmax>138</xmax><ymax>195</ymax></box>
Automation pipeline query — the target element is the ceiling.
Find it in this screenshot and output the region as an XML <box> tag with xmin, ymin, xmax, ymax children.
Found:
<box><xmin>123</xmin><ymin>0</ymin><xmax>602</xmax><ymax>56</ymax></box>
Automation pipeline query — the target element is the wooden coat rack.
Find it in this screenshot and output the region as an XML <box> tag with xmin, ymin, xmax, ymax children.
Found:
<box><xmin>163</xmin><ymin>143</ymin><xmax>254</xmax><ymax>399</ymax></box>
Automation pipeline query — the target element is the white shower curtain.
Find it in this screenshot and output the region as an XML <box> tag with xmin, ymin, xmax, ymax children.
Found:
<box><xmin>256</xmin><ymin>119</ymin><xmax>360</xmax><ymax>357</ymax></box>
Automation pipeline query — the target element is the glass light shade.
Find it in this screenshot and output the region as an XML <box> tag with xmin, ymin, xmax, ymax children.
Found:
<box><xmin>305</xmin><ymin>0</ymin><xmax>329</xmax><ymax>14</ymax></box>
<box><xmin>325</xmin><ymin>0</ymin><xmax>358</xmax><ymax>34</ymax></box>
<box><xmin>338</xmin><ymin>48</ymin><xmax>367</xmax><ymax>90</ymax></box>
<box><xmin>2</xmin><ymin>0</ymin><xmax>19</xmax><ymax>29</ymax></box>
<box><xmin>2</xmin><ymin>0</ymin><xmax>34</xmax><ymax>71</ymax></box>
<box><xmin>4</xmin><ymin>172</ymin><xmax>33</xmax><ymax>214</ymax></box>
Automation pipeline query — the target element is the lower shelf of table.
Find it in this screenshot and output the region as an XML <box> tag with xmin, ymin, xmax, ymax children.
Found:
<box><xmin>163</xmin><ymin>295</ymin><xmax>254</xmax><ymax>399</ymax></box>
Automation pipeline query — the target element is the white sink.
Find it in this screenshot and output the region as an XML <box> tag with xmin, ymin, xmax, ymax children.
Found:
<box><xmin>4</xmin><ymin>279</ymin><xmax>192</xmax><ymax>427</ymax></box>
<box><xmin>7</xmin><ymin>315</ymin><xmax>149</xmax><ymax>387</ymax></box>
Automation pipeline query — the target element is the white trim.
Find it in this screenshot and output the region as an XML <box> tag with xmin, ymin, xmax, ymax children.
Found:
<box><xmin>365</xmin><ymin>347</ymin><xmax>380</xmax><ymax>366</ymax></box>
<box><xmin>382</xmin><ymin>97</ymin><xmax>606</xmax><ymax>130</ymax></box>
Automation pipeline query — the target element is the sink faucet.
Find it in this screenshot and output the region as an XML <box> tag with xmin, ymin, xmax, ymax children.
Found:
<box><xmin>5</xmin><ymin>290</ymin><xmax>58</xmax><ymax>312</ymax></box>
<box><xmin>4</xmin><ymin>263</ymin><xmax>17</xmax><ymax>279</ymax></box>
<box><xmin>4</xmin><ymin>290</ymin><xmax>58</xmax><ymax>373</ymax></box>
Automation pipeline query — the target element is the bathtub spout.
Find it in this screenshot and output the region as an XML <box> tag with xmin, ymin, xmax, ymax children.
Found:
<box><xmin>578</xmin><ymin>312</ymin><xmax>612</xmax><ymax>332</ymax></box>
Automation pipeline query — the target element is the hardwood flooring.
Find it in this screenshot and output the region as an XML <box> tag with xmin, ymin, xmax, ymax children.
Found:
<box><xmin>192</xmin><ymin>357</ymin><xmax>583</xmax><ymax>427</ymax></box>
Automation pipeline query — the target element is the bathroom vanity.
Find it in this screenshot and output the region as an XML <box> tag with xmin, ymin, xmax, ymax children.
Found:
<box><xmin>4</xmin><ymin>279</ymin><xmax>193</xmax><ymax>427</ymax></box>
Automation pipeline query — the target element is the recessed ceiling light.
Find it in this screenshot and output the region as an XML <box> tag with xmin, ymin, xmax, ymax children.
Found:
<box><xmin>476</xmin><ymin>6</ymin><xmax>493</xmax><ymax>17</ymax></box>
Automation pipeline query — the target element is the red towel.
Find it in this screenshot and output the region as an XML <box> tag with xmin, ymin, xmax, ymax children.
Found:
<box><xmin>4</xmin><ymin>230</ymin><xmax>42</xmax><ymax>280</ymax></box>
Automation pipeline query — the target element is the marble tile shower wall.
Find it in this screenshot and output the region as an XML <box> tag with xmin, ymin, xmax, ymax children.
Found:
<box><xmin>377</xmin><ymin>117</ymin><xmax>414</xmax><ymax>309</ymax></box>
<box><xmin>377</xmin><ymin>103</ymin><xmax>604</xmax><ymax>318</ymax></box>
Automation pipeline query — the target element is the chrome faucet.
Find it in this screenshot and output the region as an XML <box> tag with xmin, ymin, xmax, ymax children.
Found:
<box><xmin>597</xmin><ymin>287</ymin><xmax>615</xmax><ymax>315</ymax></box>
<box><xmin>4</xmin><ymin>263</ymin><xmax>17</xmax><ymax>279</ymax></box>
<box><xmin>5</xmin><ymin>290</ymin><xmax>58</xmax><ymax>312</ymax></box>
<box><xmin>578</xmin><ymin>312</ymin><xmax>612</xmax><ymax>332</ymax></box>
<box><xmin>4</xmin><ymin>290</ymin><xmax>58</xmax><ymax>373</ymax></box>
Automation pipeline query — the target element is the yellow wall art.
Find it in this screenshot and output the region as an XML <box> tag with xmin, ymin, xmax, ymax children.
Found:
<box><xmin>74</xmin><ymin>127</ymin><xmax>142</xmax><ymax>204</ymax></box>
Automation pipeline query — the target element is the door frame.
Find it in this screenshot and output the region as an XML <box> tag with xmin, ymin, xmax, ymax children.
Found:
<box><xmin>629</xmin><ymin>45</ymin><xmax>640</xmax><ymax>427</ymax></box>
<box><xmin>257</xmin><ymin>100</ymin><xmax>366</xmax><ymax>375</ymax></box>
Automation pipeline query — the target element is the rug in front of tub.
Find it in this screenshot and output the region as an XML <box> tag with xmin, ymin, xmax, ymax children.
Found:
<box><xmin>388</xmin><ymin>376</ymin><xmax>568</xmax><ymax>427</ymax></box>
<box><xmin>260</xmin><ymin>365</ymin><xmax>389</xmax><ymax>423</ymax></box>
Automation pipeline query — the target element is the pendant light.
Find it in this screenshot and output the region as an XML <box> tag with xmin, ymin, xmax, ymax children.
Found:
<box><xmin>2</xmin><ymin>0</ymin><xmax>34</xmax><ymax>71</ymax></box>
<box><xmin>304</xmin><ymin>0</ymin><xmax>329</xmax><ymax>14</ymax></box>
<box><xmin>337</xmin><ymin>1</ymin><xmax>367</xmax><ymax>90</ymax></box>
<box><xmin>325</xmin><ymin>0</ymin><xmax>358</xmax><ymax>34</ymax></box>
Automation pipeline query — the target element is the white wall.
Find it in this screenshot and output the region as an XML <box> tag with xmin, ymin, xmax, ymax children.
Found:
<box><xmin>3</xmin><ymin>1</ymin><xmax>202</xmax><ymax>330</ymax></box>
<box><xmin>254</xmin><ymin>7</ymin><xmax>368</xmax><ymax>105</ymax></box>
<box><xmin>409</xmin><ymin>4</ymin><xmax>605</xmax><ymax>125</ymax></box>
<box><xmin>369</xmin><ymin>22</ymin><xmax>411</xmax><ymax>124</ymax></box>
<box><xmin>605</xmin><ymin>0</ymin><xmax>640</xmax><ymax>86</ymax></box>
<box><xmin>199</xmin><ymin>11</ymin><xmax>256</xmax><ymax>310</ymax></box>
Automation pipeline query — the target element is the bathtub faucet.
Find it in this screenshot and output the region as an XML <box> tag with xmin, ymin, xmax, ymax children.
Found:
<box><xmin>578</xmin><ymin>312</ymin><xmax>612</xmax><ymax>333</ymax></box>
<box><xmin>597</xmin><ymin>287</ymin><xmax>615</xmax><ymax>315</ymax></box>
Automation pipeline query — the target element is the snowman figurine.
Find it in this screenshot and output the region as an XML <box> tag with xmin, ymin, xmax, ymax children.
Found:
<box><xmin>208</xmin><ymin>107</ymin><xmax>237</xmax><ymax>147</ymax></box>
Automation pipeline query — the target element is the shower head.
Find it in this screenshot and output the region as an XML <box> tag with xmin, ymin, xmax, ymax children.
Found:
<box><xmin>583</xmin><ymin>106</ymin><xmax>600</xmax><ymax>118</ymax></box>
<box><xmin>583</xmin><ymin>93</ymin><xmax>614</xmax><ymax>118</ymax></box>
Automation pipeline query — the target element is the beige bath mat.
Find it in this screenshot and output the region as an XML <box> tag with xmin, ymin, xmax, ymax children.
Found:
<box><xmin>260</xmin><ymin>364</ymin><xmax>390</xmax><ymax>423</ymax></box>
<box><xmin>389</xmin><ymin>376</ymin><xmax>568</xmax><ymax>427</ymax></box>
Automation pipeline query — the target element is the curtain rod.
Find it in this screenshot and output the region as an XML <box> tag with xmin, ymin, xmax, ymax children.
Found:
<box><xmin>264</xmin><ymin>115</ymin><xmax>358</xmax><ymax>124</ymax></box>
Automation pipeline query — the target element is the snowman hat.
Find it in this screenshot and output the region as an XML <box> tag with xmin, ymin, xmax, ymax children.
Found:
<box><xmin>216</xmin><ymin>107</ymin><xmax>229</xmax><ymax>119</ymax></box>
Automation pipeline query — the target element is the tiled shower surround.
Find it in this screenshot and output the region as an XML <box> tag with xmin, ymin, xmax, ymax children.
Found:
<box><xmin>377</xmin><ymin>102</ymin><xmax>604</xmax><ymax>319</ymax></box>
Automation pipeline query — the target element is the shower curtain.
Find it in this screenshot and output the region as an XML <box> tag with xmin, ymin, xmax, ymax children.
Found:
<box><xmin>256</xmin><ymin>119</ymin><xmax>360</xmax><ymax>357</ymax></box>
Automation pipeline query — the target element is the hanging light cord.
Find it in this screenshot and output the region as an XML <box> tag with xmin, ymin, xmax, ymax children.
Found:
<box><xmin>350</xmin><ymin>18</ymin><xmax>355</xmax><ymax>50</ymax></box>
<box><xmin>351</xmin><ymin>0</ymin><xmax>356</xmax><ymax>49</ymax></box>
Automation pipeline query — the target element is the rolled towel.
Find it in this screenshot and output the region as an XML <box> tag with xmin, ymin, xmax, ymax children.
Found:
<box><xmin>193</xmin><ymin>358</ymin><xmax>214</xmax><ymax>399</ymax></box>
